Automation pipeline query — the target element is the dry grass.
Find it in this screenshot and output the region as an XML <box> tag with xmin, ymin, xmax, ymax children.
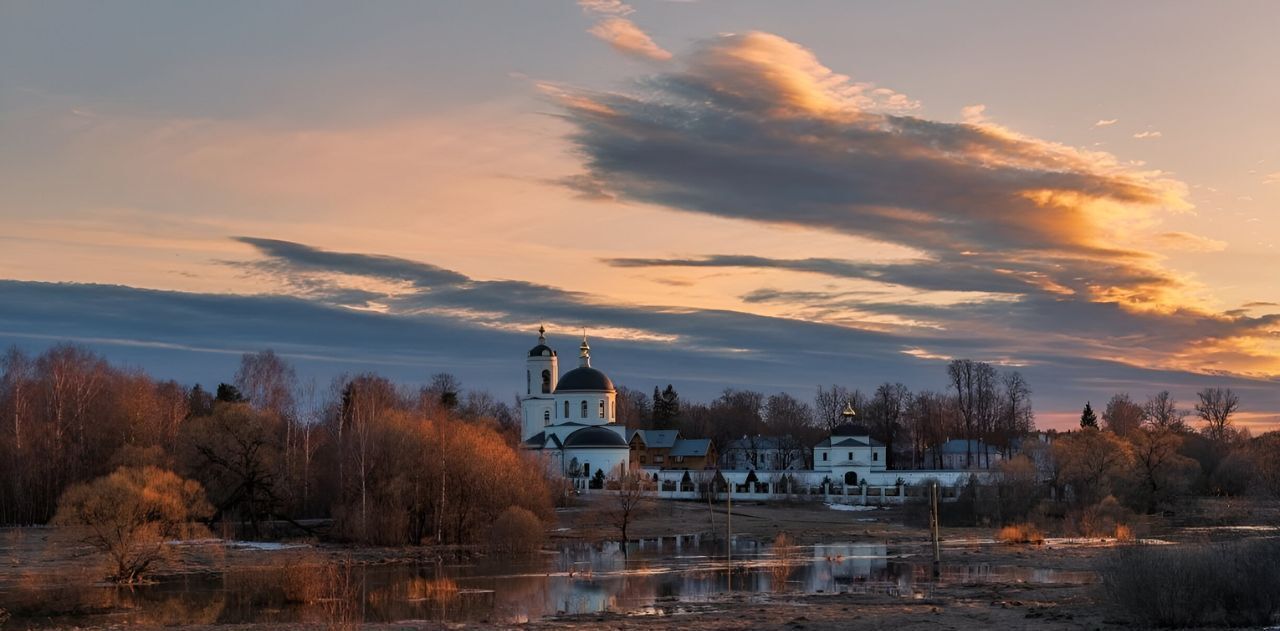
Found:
<box><xmin>1101</xmin><ymin>539</ymin><xmax>1280</xmax><ymax>627</ymax></box>
<box><xmin>769</xmin><ymin>532</ymin><xmax>799</xmax><ymax>592</ymax></box>
<box><xmin>996</xmin><ymin>523</ymin><xmax>1045</xmax><ymax>545</ymax></box>
<box><xmin>407</xmin><ymin>576</ymin><xmax>459</xmax><ymax>601</ymax></box>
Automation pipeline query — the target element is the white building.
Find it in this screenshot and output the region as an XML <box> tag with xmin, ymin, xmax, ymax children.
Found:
<box><xmin>520</xmin><ymin>327</ymin><xmax>630</xmax><ymax>483</ymax></box>
<box><xmin>812</xmin><ymin>423</ymin><xmax>888</xmax><ymax>486</ymax></box>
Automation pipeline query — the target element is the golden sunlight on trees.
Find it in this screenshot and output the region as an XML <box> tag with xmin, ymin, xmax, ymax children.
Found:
<box><xmin>53</xmin><ymin>466</ymin><xmax>211</xmax><ymax>582</ymax></box>
<box><xmin>1052</xmin><ymin>428</ymin><xmax>1133</xmax><ymax>506</ymax></box>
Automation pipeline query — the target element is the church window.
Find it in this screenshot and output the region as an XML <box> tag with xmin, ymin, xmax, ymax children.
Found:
<box><xmin>564</xmin><ymin>401</ymin><xmax>569</xmax><ymax>418</ymax></box>
<box><xmin>543</xmin><ymin>409</ymin><xmax>550</xmax><ymax>422</ymax></box>
<box><xmin>847</xmin><ymin>451</ymin><xmax>852</xmax><ymax>461</ymax></box>
<box><xmin>541</xmin><ymin>370</ymin><xmax>551</xmax><ymax>394</ymax></box>
<box><xmin>580</xmin><ymin>400</ymin><xmax>588</xmax><ymax>418</ymax></box>
<box><xmin>873</xmin><ymin>451</ymin><xmax>879</xmax><ymax>462</ymax></box>
<box><xmin>598</xmin><ymin>399</ymin><xmax>605</xmax><ymax>418</ymax></box>
<box><xmin>822</xmin><ymin>452</ymin><xmax>827</xmax><ymax>461</ymax></box>
<box><xmin>526</xmin><ymin>370</ymin><xmax>531</xmax><ymax>395</ymax></box>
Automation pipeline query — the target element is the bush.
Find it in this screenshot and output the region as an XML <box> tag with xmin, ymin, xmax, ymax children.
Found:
<box><xmin>489</xmin><ymin>506</ymin><xmax>545</xmax><ymax>553</ymax></box>
<box><xmin>997</xmin><ymin>523</ymin><xmax>1044</xmax><ymax>544</ymax></box>
<box><xmin>1100</xmin><ymin>539</ymin><xmax>1280</xmax><ymax>627</ymax></box>
<box><xmin>1075</xmin><ymin>495</ymin><xmax>1137</xmax><ymax>538</ymax></box>
<box><xmin>52</xmin><ymin>466</ymin><xmax>211</xmax><ymax>582</ymax></box>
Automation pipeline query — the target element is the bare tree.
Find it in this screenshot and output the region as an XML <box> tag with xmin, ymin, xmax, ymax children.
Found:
<box><xmin>234</xmin><ymin>350</ymin><xmax>296</xmax><ymax>421</ymax></box>
<box><xmin>866</xmin><ymin>383</ymin><xmax>910</xmax><ymax>468</ymax></box>
<box><xmin>1130</xmin><ymin>427</ymin><xmax>1199</xmax><ymax>513</ymax></box>
<box><xmin>1195</xmin><ymin>387</ymin><xmax>1240</xmax><ymax>444</ymax></box>
<box><xmin>1142</xmin><ymin>391</ymin><xmax>1187</xmax><ymax>431</ymax></box>
<box><xmin>948</xmin><ymin>359</ymin><xmax>997</xmax><ymax>468</ymax></box>
<box><xmin>1102</xmin><ymin>393</ymin><xmax>1144</xmax><ymax>437</ymax></box>
<box><xmin>995</xmin><ymin>372</ymin><xmax>1034</xmax><ymax>455</ymax></box>
<box><xmin>614</xmin><ymin>385</ymin><xmax>652</xmax><ymax>429</ymax></box>
<box><xmin>601</xmin><ymin>472</ymin><xmax>651</xmax><ymax>550</ymax></box>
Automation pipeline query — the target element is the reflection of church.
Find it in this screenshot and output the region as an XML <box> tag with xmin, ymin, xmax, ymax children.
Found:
<box><xmin>520</xmin><ymin>327</ymin><xmax>630</xmax><ymax>480</ymax></box>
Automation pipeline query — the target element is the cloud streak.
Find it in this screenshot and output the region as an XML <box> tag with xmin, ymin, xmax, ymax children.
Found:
<box><xmin>579</xmin><ymin>0</ymin><xmax>672</xmax><ymax>62</ymax></box>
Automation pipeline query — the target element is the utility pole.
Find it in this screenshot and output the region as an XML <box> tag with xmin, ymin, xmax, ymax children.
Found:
<box><xmin>930</xmin><ymin>483</ymin><xmax>941</xmax><ymax>579</ymax></box>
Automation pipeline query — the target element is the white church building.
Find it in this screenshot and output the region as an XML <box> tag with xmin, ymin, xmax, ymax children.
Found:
<box><xmin>520</xmin><ymin>327</ymin><xmax>630</xmax><ymax>483</ymax></box>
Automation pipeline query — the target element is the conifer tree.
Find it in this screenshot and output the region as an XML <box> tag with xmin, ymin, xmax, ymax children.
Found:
<box><xmin>1080</xmin><ymin>401</ymin><xmax>1099</xmax><ymax>429</ymax></box>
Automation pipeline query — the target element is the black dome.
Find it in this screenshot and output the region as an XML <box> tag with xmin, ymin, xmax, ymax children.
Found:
<box><xmin>528</xmin><ymin>344</ymin><xmax>556</xmax><ymax>358</ymax></box>
<box><xmin>555</xmin><ymin>366</ymin><xmax>615</xmax><ymax>392</ymax></box>
<box><xmin>563</xmin><ymin>426</ymin><xmax>627</xmax><ymax>447</ymax></box>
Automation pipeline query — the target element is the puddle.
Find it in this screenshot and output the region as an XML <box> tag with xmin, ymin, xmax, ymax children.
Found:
<box><xmin>1</xmin><ymin>537</ymin><xmax>1096</xmax><ymax>626</ymax></box>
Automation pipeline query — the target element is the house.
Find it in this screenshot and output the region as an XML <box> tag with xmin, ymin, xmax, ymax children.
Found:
<box><xmin>924</xmin><ymin>439</ymin><xmax>1004</xmax><ymax>470</ymax></box>
<box><xmin>629</xmin><ymin>429</ymin><xmax>679</xmax><ymax>468</ymax></box>
<box><xmin>667</xmin><ymin>437</ymin><xmax>715</xmax><ymax>470</ymax></box>
<box><xmin>630</xmin><ymin>429</ymin><xmax>716</xmax><ymax>470</ymax></box>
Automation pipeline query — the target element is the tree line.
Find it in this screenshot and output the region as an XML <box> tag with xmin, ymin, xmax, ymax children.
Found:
<box><xmin>618</xmin><ymin>359</ymin><xmax>1035</xmax><ymax>470</ymax></box>
<box><xmin>1052</xmin><ymin>387</ymin><xmax>1276</xmax><ymax>514</ymax></box>
<box><xmin>0</xmin><ymin>344</ymin><xmax>551</xmax><ymax>545</ymax></box>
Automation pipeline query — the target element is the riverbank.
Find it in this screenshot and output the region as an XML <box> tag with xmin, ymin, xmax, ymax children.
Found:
<box><xmin>3</xmin><ymin>497</ymin><xmax>1276</xmax><ymax>628</ymax></box>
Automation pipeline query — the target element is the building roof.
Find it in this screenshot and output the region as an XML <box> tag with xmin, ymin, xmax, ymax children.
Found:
<box><xmin>563</xmin><ymin>426</ymin><xmax>627</xmax><ymax>448</ymax></box>
<box><xmin>524</xmin><ymin>431</ymin><xmax>544</xmax><ymax>446</ymax></box>
<box><xmin>631</xmin><ymin>429</ymin><xmax>679</xmax><ymax>448</ymax></box>
<box><xmin>669</xmin><ymin>438</ymin><xmax>712</xmax><ymax>457</ymax></box>
<box><xmin>555</xmin><ymin>366</ymin><xmax>615</xmax><ymax>392</ymax></box>
<box><xmin>832</xmin><ymin>437</ymin><xmax>871</xmax><ymax>447</ymax></box>
<box><xmin>528</xmin><ymin>344</ymin><xmax>556</xmax><ymax>357</ymax></box>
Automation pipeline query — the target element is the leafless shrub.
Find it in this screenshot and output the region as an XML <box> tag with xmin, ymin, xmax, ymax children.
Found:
<box><xmin>489</xmin><ymin>506</ymin><xmax>545</xmax><ymax>553</ymax></box>
<box><xmin>1101</xmin><ymin>539</ymin><xmax>1280</xmax><ymax>627</ymax></box>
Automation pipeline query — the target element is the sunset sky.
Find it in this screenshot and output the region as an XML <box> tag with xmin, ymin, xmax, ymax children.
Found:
<box><xmin>2</xmin><ymin>1</ymin><xmax>1279</xmax><ymax>430</ymax></box>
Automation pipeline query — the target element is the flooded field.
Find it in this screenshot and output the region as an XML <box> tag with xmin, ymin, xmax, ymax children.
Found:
<box><xmin>1</xmin><ymin>534</ymin><xmax>1095</xmax><ymax>627</ymax></box>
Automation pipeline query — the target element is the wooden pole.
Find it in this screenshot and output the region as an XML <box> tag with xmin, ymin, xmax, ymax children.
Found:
<box><xmin>726</xmin><ymin>482</ymin><xmax>733</xmax><ymax>590</ymax></box>
<box><xmin>931</xmin><ymin>483</ymin><xmax>941</xmax><ymax>579</ymax></box>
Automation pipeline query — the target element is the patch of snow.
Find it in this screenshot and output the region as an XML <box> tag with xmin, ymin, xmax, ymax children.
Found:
<box><xmin>228</xmin><ymin>541</ymin><xmax>309</xmax><ymax>551</ymax></box>
<box><xmin>165</xmin><ymin>538</ymin><xmax>308</xmax><ymax>551</ymax></box>
<box><xmin>825</xmin><ymin>503</ymin><xmax>883</xmax><ymax>512</ymax></box>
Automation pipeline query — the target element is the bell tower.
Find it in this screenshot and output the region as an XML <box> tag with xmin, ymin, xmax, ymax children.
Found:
<box><xmin>521</xmin><ymin>325</ymin><xmax>558</xmax><ymax>441</ymax></box>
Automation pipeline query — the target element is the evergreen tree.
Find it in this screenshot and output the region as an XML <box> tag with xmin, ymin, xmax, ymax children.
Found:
<box><xmin>1080</xmin><ymin>401</ymin><xmax>1099</xmax><ymax>429</ymax></box>
<box><xmin>652</xmin><ymin>384</ymin><xmax>681</xmax><ymax>428</ymax></box>
<box><xmin>215</xmin><ymin>383</ymin><xmax>245</xmax><ymax>403</ymax></box>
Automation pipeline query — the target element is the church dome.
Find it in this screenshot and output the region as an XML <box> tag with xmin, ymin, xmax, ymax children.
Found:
<box><xmin>556</xmin><ymin>366</ymin><xmax>615</xmax><ymax>392</ymax></box>
<box><xmin>563</xmin><ymin>426</ymin><xmax>627</xmax><ymax>447</ymax></box>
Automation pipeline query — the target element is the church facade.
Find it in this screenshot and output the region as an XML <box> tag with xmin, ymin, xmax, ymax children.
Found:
<box><xmin>520</xmin><ymin>327</ymin><xmax>630</xmax><ymax>481</ymax></box>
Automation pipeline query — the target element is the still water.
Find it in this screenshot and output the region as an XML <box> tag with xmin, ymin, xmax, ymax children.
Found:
<box><xmin>8</xmin><ymin>536</ymin><xmax>1095</xmax><ymax>626</ymax></box>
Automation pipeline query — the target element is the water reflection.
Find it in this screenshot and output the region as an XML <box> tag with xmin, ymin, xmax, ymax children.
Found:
<box><xmin>2</xmin><ymin>536</ymin><xmax>1095</xmax><ymax>627</ymax></box>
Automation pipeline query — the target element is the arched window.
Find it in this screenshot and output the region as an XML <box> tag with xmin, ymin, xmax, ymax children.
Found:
<box><xmin>580</xmin><ymin>400</ymin><xmax>588</xmax><ymax>418</ymax></box>
<box><xmin>563</xmin><ymin>400</ymin><xmax>569</xmax><ymax>418</ymax></box>
<box><xmin>543</xmin><ymin>409</ymin><xmax>550</xmax><ymax>422</ymax></box>
<box><xmin>526</xmin><ymin>370</ymin><xmax>531</xmax><ymax>395</ymax></box>
<box><xmin>598</xmin><ymin>399</ymin><xmax>605</xmax><ymax>418</ymax></box>
<box><xmin>541</xmin><ymin>370</ymin><xmax>551</xmax><ymax>394</ymax></box>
